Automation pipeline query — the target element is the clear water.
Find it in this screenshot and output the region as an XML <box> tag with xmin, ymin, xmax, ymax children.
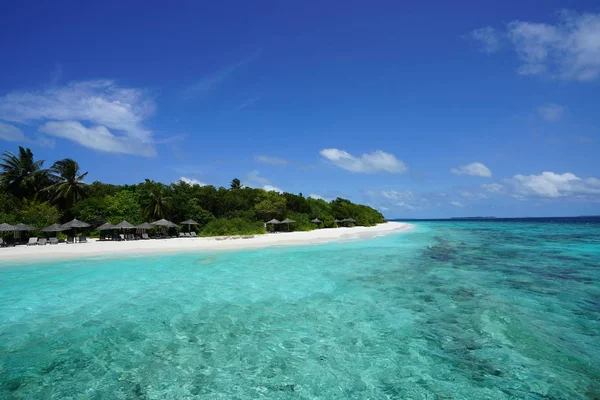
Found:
<box><xmin>1</xmin><ymin>221</ymin><xmax>599</xmax><ymax>399</ymax></box>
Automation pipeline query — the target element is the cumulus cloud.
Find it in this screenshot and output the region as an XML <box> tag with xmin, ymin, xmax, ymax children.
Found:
<box><xmin>380</xmin><ymin>190</ymin><xmax>416</xmax><ymax>201</ymax></box>
<box><xmin>471</xmin><ymin>11</ymin><xmax>600</xmax><ymax>81</ymax></box>
<box><xmin>255</xmin><ymin>155</ymin><xmax>288</xmax><ymax>166</ymax></box>
<box><xmin>469</xmin><ymin>26</ymin><xmax>502</xmax><ymax>53</ymax></box>
<box><xmin>320</xmin><ymin>148</ymin><xmax>407</xmax><ymax>174</ymax></box>
<box><xmin>451</xmin><ymin>162</ymin><xmax>492</xmax><ymax>177</ymax></box>
<box><xmin>450</xmin><ymin>201</ymin><xmax>464</xmax><ymax>207</ymax></box>
<box><xmin>511</xmin><ymin>171</ymin><xmax>600</xmax><ymax>198</ymax></box>
<box><xmin>538</xmin><ymin>103</ymin><xmax>565</xmax><ymax>121</ymax></box>
<box><xmin>178</xmin><ymin>177</ymin><xmax>207</xmax><ymax>186</ymax></box>
<box><xmin>0</xmin><ymin>80</ymin><xmax>156</xmax><ymax>156</ymax></box>
<box><xmin>481</xmin><ymin>183</ymin><xmax>507</xmax><ymax>194</ymax></box>
<box><xmin>263</xmin><ymin>184</ymin><xmax>283</xmax><ymax>193</ymax></box>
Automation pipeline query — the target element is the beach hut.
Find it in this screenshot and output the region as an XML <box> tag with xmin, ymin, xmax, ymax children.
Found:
<box><xmin>180</xmin><ymin>219</ymin><xmax>199</xmax><ymax>232</ymax></box>
<box><xmin>281</xmin><ymin>218</ymin><xmax>296</xmax><ymax>231</ymax></box>
<box><xmin>13</xmin><ymin>223</ymin><xmax>37</xmax><ymax>242</ymax></box>
<box><xmin>136</xmin><ymin>222</ymin><xmax>155</xmax><ymax>238</ymax></box>
<box><xmin>97</xmin><ymin>222</ymin><xmax>114</xmax><ymax>241</ymax></box>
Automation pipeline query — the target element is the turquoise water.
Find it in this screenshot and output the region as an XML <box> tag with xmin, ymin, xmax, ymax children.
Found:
<box><xmin>1</xmin><ymin>221</ymin><xmax>599</xmax><ymax>399</ymax></box>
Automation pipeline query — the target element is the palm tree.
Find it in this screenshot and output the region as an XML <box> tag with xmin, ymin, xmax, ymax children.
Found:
<box><xmin>44</xmin><ymin>159</ymin><xmax>89</xmax><ymax>213</ymax></box>
<box><xmin>144</xmin><ymin>186</ymin><xmax>171</xmax><ymax>220</ymax></box>
<box><xmin>0</xmin><ymin>146</ymin><xmax>48</xmax><ymax>199</ymax></box>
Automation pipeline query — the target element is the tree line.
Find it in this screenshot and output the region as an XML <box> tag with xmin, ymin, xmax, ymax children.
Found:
<box><xmin>0</xmin><ymin>146</ymin><xmax>385</xmax><ymax>236</ymax></box>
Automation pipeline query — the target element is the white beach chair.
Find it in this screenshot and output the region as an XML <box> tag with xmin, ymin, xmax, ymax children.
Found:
<box><xmin>27</xmin><ymin>237</ymin><xmax>38</xmax><ymax>246</ymax></box>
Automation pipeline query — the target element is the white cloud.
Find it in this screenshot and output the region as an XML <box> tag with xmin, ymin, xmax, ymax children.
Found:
<box><xmin>450</xmin><ymin>201</ymin><xmax>464</xmax><ymax>207</ymax></box>
<box><xmin>451</xmin><ymin>162</ymin><xmax>492</xmax><ymax>177</ymax></box>
<box><xmin>472</xmin><ymin>11</ymin><xmax>600</xmax><ymax>81</ymax></box>
<box><xmin>0</xmin><ymin>80</ymin><xmax>156</xmax><ymax>156</ymax></box>
<box><xmin>396</xmin><ymin>202</ymin><xmax>417</xmax><ymax>210</ymax></box>
<box><xmin>481</xmin><ymin>183</ymin><xmax>507</xmax><ymax>194</ymax></box>
<box><xmin>511</xmin><ymin>171</ymin><xmax>600</xmax><ymax>198</ymax></box>
<box><xmin>379</xmin><ymin>206</ymin><xmax>389</xmax><ymax>211</ymax></box>
<box><xmin>380</xmin><ymin>190</ymin><xmax>416</xmax><ymax>201</ymax></box>
<box><xmin>538</xmin><ymin>103</ymin><xmax>565</xmax><ymax>121</ymax></box>
<box><xmin>263</xmin><ymin>184</ymin><xmax>283</xmax><ymax>193</ymax></box>
<box><xmin>320</xmin><ymin>148</ymin><xmax>407</xmax><ymax>174</ymax></box>
<box><xmin>178</xmin><ymin>177</ymin><xmax>206</xmax><ymax>186</ymax></box>
<box><xmin>469</xmin><ymin>26</ymin><xmax>502</xmax><ymax>53</ymax></box>
<box><xmin>255</xmin><ymin>155</ymin><xmax>288</xmax><ymax>166</ymax></box>
<box><xmin>0</xmin><ymin>122</ymin><xmax>27</xmax><ymax>142</ymax></box>
<box><xmin>458</xmin><ymin>190</ymin><xmax>488</xmax><ymax>200</ymax></box>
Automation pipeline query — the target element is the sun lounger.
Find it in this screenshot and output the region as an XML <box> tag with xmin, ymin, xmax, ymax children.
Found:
<box><xmin>49</xmin><ymin>237</ymin><xmax>59</xmax><ymax>245</ymax></box>
<box><xmin>38</xmin><ymin>238</ymin><xmax>47</xmax><ymax>245</ymax></box>
<box><xmin>27</xmin><ymin>237</ymin><xmax>38</xmax><ymax>246</ymax></box>
<box><xmin>0</xmin><ymin>238</ymin><xmax>5</xmax><ymax>247</ymax></box>
<box><xmin>79</xmin><ymin>235</ymin><xmax>87</xmax><ymax>243</ymax></box>
<box><xmin>190</xmin><ymin>232</ymin><xmax>198</xmax><ymax>237</ymax></box>
<box><xmin>184</xmin><ymin>232</ymin><xmax>191</xmax><ymax>237</ymax></box>
<box><xmin>119</xmin><ymin>234</ymin><xmax>125</xmax><ymax>241</ymax></box>
<box><xmin>142</xmin><ymin>233</ymin><xmax>149</xmax><ymax>240</ymax></box>
<box><xmin>178</xmin><ymin>232</ymin><xmax>185</xmax><ymax>237</ymax></box>
<box><xmin>66</xmin><ymin>237</ymin><xmax>75</xmax><ymax>244</ymax></box>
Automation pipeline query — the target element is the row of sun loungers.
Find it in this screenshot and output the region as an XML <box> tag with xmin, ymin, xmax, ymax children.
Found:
<box><xmin>26</xmin><ymin>236</ymin><xmax>84</xmax><ymax>245</ymax></box>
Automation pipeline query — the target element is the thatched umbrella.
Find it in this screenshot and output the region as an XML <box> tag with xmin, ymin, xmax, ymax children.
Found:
<box><xmin>0</xmin><ymin>223</ymin><xmax>15</xmax><ymax>231</ymax></box>
<box><xmin>60</xmin><ymin>218</ymin><xmax>91</xmax><ymax>238</ymax></box>
<box><xmin>97</xmin><ymin>222</ymin><xmax>114</xmax><ymax>231</ymax></box>
<box><xmin>345</xmin><ymin>218</ymin><xmax>357</xmax><ymax>225</ymax></box>
<box><xmin>265</xmin><ymin>218</ymin><xmax>280</xmax><ymax>232</ymax></box>
<box><xmin>310</xmin><ymin>218</ymin><xmax>322</xmax><ymax>223</ymax></box>
<box><xmin>281</xmin><ymin>218</ymin><xmax>295</xmax><ymax>231</ymax></box>
<box><xmin>136</xmin><ymin>222</ymin><xmax>155</xmax><ymax>236</ymax></box>
<box><xmin>114</xmin><ymin>220</ymin><xmax>136</xmax><ymax>230</ymax></box>
<box><xmin>180</xmin><ymin>219</ymin><xmax>199</xmax><ymax>232</ymax></box>
<box><xmin>151</xmin><ymin>219</ymin><xmax>177</xmax><ymax>236</ymax></box>
<box><xmin>41</xmin><ymin>223</ymin><xmax>64</xmax><ymax>238</ymax></box>
<box><xmin>13</xmin><ymin>223</ymin><xmax>37</xmax><ymax>240</ymax></box>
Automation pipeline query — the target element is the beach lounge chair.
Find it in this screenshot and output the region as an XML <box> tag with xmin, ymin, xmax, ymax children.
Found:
<box><xmin>0</xmin><ymin>238</ymin><xmax>4</xmax><ymax>247</ymax></box>
<box><xmin>179</xmin><ymin>232</ymin><xmax>185</xmax><ymax>237</ymax></box>
<box><xmin>190</xmin><ymin>232</ymin><xmax>197</xmax><ymax>237</ymax></box>
<box><xmin>184</xmin><ymin>232</ymin><xmax>191</xmax><ymax>237</ymax></box>
<box><xmin>119</xmin><ymin>234</ymin><xmax>125</xmax><ymax>241</ymax></box>
<box><xmin>142</xmin><ymin>233</ymin><xmax>149</xmax><ymax>240</ymax></box>
<box><xmin>49</xmin><ymin>237</ymin><xmax>59</xmax><ymax>245</ymax></box>
<box><xmin>27</xmin><ymin>237</ymin><xmax>38</xmax><ymax>246</ymax></box>
<box><xmin>66</xmin><ymin>236</ymin><xmax>75</xmax><ymax>244</ymax></box>
<box><xmin>38</xmin><ymin>238</ymin><xmax>47</xmax><ymax>245</ymax></box>
<box><xmin>79</xmin><ymin>235</ymin><xmax>87</xmax><ymax>243</ymax></box>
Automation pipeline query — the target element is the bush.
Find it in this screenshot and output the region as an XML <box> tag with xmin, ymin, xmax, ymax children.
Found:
<box><xmin>200</xmin><ymin>218</ymin><xmax>265</xmax><ymax>236</ymax></box>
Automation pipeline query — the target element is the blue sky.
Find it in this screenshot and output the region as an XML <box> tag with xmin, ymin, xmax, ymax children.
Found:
<box><xmin>0</xmin><ymin>1</ymin><xmax>599</xmax><ymax>218</ymax></box>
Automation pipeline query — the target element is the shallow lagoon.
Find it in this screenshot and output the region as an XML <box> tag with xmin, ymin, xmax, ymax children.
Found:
<box><xmin>1</xmin><ymin>221</ymin><xmax>599</xmax><ymax>399</ymax></box>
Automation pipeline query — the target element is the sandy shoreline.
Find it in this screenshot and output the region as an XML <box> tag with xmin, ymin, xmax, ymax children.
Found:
<box><xmin>0</xmin><ymin>222</ymin><xmax>413</xmax><ymax>263</ymax></box>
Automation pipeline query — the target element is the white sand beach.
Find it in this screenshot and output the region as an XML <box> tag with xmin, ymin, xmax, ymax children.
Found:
<box><xmin>0</xmin><ymin>222</ymin><xmax>413</xmax><ymax>263</ymax></box>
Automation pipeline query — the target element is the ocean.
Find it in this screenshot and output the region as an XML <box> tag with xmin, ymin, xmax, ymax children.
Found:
<box><xmin>0</xmin><ymin>219</ymin><xmax>599</xmax><ymax>399</ymax></box>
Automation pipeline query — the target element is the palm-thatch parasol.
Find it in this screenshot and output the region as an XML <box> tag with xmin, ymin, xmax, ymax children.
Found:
<box><xmin>0</xmin><ymin>223</ymin><xmax>16</xmax><ymax>231</ymax></box>
<box><xmin>60</xmin><ymin>218</ymin><xmax>91</xmax><ymax>238</ymax></box>
<box><xmin>266</xmin><ymin>219</ymin><xmax>281</xmax><ymax>225</ymax></box>
<box><xmin>281</xmin><ymin>218</ymin><xmax>295</xmax><ymax>231</ymax></box>
<box><xmin>114</xmin><ymin>220</ymin><xmax>136</xmax><ymax>229</ymax></box>
<box><xmin>345</xmin><ymin>218</ymin><xmax>357</xmax><ymax>224</ymax></box>
<box><xmin>151</xmin><ymin>219</ymin><xmax>177</xmax><ymax>227</ymax></box>
<box><xmin>97</xmin><ymin>222</ymin><xmax>114</xmax><ymax>231</ymax></box>
<box><xmin>41</xmin><ymin>223</ymin><xmax>64</xmax><ymax>238</ymax></box>
<box><xmin>136</xmin><ymin>222</ymin><xmax>155</xmax><ymax>229</ymax></box>
<box><xmin>310</xmin><ymin>218</ymin><xmax>322</xmax><ymax>223</ymax></box>
<box><xmin>180</xmin><ymin>219</ymin><xmax>199</xmax><ymax>232</ymax></box>
<box><xmin>14</xmin><ymin>223</ymin><xmax>37</xmax><ymax>231</ymax></box>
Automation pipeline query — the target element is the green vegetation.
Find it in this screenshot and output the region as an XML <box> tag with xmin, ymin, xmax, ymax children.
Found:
<box><xmin>0</xmin><ymin>146</ymin><xmax>385</xmax><ymax>237</ymax></box>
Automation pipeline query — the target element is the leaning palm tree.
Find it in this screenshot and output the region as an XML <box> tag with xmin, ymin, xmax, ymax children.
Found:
<box><xmin>143</xmin><ymin>186</ymin><xmax>171</xmax><ymax>220</ymax></box>
<box><xmin>0</xmin><ymin>146</ymin><xmax>48</xmax><ymax>199</ymax></box>
<box><xmin>44</xmin><ymin>159</ymin><xmax>89</xmax><ymax>213</ymax></box>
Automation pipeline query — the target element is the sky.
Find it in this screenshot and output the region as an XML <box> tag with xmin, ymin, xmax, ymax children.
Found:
<box><xmin>0</xmin><ymin>0</ymin><xmax>599</xmax><ymax>218</ymax></box>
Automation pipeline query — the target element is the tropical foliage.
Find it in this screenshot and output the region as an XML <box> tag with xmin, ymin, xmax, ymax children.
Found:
<box><xmin>0</xmin><ymin>147</ymin><xmax>385</xmax><ymax>236</ymax></box>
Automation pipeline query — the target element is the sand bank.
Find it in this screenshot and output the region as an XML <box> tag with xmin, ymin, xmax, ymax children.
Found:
<box><xmin>0</xmin><ymin>222</ymin><xmax>413</xmax><ymax>263</ymax></box>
